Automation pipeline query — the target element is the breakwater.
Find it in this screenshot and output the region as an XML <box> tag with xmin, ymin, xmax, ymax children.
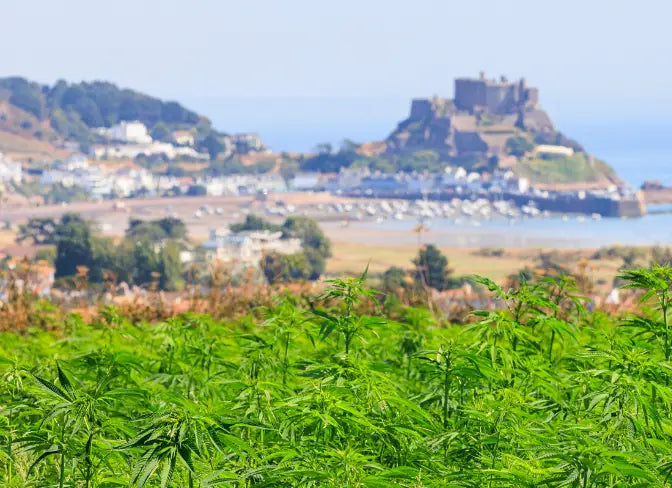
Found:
<box><xmin>343</xmin><ymin>188</ymin><xmax>646</xmax><ymax>217</ymax></box>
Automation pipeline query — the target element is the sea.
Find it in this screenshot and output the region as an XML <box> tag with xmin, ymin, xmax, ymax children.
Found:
<box><xmin>182</xmin><ymin>95</ymin><xmax>672</xmax><ymax>248</ymax></box>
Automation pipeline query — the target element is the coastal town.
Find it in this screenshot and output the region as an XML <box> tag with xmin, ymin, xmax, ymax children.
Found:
<box><xmin>0</xmin><ymin>72</ymin><xmax>663</xmax><ymax>289</ymax></box>
<box><xmin>0</xmin><ymin>73</ymin><xmax>649</xmax><ymax>222</ymax></box>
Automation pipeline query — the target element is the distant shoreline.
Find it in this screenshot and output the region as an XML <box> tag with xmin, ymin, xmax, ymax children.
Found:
<box><xmin>2</xmin><ymin>192</ymin><xmax>672</xmax><ymax>251</ymax></box>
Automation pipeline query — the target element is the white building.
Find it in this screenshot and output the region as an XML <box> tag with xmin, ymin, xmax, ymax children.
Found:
<box><xmin>40</xmin><ymin>155</ymin><xmax>90</xmax><ymax>187</ymax></box>
<box><xmin>95</xmin><ymin>121</ymin><xmax>152</xmax><ymax>144</ymax></box>
<box><xmin>203</xmin><ymin>229</ymin><xmax>302</xmax><ymax>264</ymax></box>
<box><xmin>90</xmin><ymin>142</ymin><xmax>208</xmax><ymax>161</ymax></box>
<box><xmin>337</xmin><ymin>167</ymin><xmax>370</xmax><ymax>189</ymax></box>
<box><xmin>533</xmin><ymin>145</ymin><xmax>575</xmax><ymax>158</ymax></box>
<box><xmin>291</xmin><ymin>172</ymin><xmax>321</xmax><ymax>191</ymax></box>
<box><xmin>0</xmin><ymin>153</ymin><xmax>23</xmax><ymax>183</ymax></box>
<box><xmin>173</xmin><ymin>130</ymin><xmax>195</xmax><ymax>146</ymax></box>
<box><xmin>228</xmin><ymin>133</ymin><xmax>271</xmax><ymax>154</ymax></box>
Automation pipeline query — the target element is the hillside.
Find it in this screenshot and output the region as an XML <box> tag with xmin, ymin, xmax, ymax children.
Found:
<box><xmin>0</xmin><ymin>77</ymin><xmax>218</xmax><ymax>158</ymax></box>
<box><xmin>382</xmin><ymin>74</ymin><xmax>618</xmax><ymax>185</ymax></box>
<box><xmin>297</xmin><ymin>74</ymin><xmax>620</xmax><ymax>187</ymax></box>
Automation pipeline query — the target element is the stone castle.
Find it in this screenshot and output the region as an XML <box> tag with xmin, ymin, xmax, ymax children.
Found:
<box><xmin>386</xmin><ymin>73</ymin><xmax>558</xmax><ymax>164</ymax></box>
<box><xmin>454</xmin><ymin>72</ymin><xmax>538</xmax><ymax>114</ymax></box>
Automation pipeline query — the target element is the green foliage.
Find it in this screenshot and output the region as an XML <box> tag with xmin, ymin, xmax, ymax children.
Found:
<box><xmin>226</xmin><ymin>215</ymin><xmax>331</xmax><ymax>284</ymax></box>
<box><xmin>0</xmin><ymin>76</ymin><xmax>203</xmax><ymax>142</ymax></box>
<box><xmin>150</xmin><ymin>122</ymin><xmax>173</xmax><ymax>142</ymax></box>
<box><xmin>5</xmin><ymin>78</ymin><xmax>45</xmax><ymax>119</ymax></box>
<box><xmin>127</xmin><ymin>217</ymin><xmax>187</xmax><ymax>241</ymax></box>
<box><xmin>505</xmin><ymin>135</ymin><xmax>533</xmax><ymax>157</ymax></box>
<box><xmin>54</xmin><ymin>214</ymin><xmax>94</xmax><ymax>278</ymax></box>
<box><xmin>186</xmin><ymin>184</ymin><xmax>207</xmax><ymax>196</ymax></box>
<box><xmin>413</xmin><ymin>244</ymin><xmax>453</xmax><ymax>291</ymax></box>
<box><xmin>262</xmin><ymin>247</ymin><xmax>326</xmax><ymax>284</ymax></box>
<box><xmin>198</xmin><ymin>133</ymin><xmax>226</xmax><ymax>160</ymax></box>
<box><xmin>43</xmin><ymin>184</ymin><xmax>90</xmax><ymax>205</ymax></box>
<box><xmin>159</xmin><ymin>241</ymin><xmax>184</xmax><ymax>291</ymax></box>
<box><xmin>208</xmin><ymin>158</ymin><xmax>276</xmax><ymax>176</ymax></box>
<box><xmin>261</xmin><ymin>251</ymin><xmax>311</xmax><ymax>284</ymax></box>
<box><xmin>300</xmin><ymin>142</ymin><xmax>446</xmax><ymax>174</ymax></box>
<box><xmin>52</xmin><ymin>214</ymin><xmax>185</xmax><ymax>289</ymax></box>
<box><xmin>279</xmin><ymin>158</ymin><xmax>300</xmax><ymax>183</ymax></box>
<box><xmin>397</xmin><ymin>150</ymin><xmax>443</xmax><ymax>172</ymax></box>
<box><xmin>282</xmin><ymin>216</ymin><xmax>331</xmax><ymax>258</ymax></box>
<box><xmin>515</xmin><ymin>153</ymin><xmax>610</xmax><ymax>184</ymax></box>
<box><xmin>4</xmin><ymin>269</ymin><xmax>672</xmax><ymax>486</ymax></box>
<box><xmin>17</xmin><ymin>218</ymin><xmax>60</xmax><ymax>245</ymax></box>
<box><xmin>301</xmin><ymin>140</ymin><xmax>360</xmax><ymax>172</ymax></box>
<box><xmin>229</xmin><ymin>214</ymin><xmax>282</xmax><ymax>234</ymax></box>
<box><xmin>534</xmin><ymin>130</ymin><xmax>585</xmax><ymax>153</ymax></box>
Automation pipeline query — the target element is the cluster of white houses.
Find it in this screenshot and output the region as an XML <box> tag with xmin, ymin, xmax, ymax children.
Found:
<box><xmin>38</xmin><ymin>156</ymin><xmax>285</xmax><ymax>199</ymax></box>
<box><xmin>90</xmin><ymin>121</ymin><xmax>269</xmax><ymax>161</ymax></box>
<box><xmin>91</xmin><ymin>121</ymin><xmax>208</xmax><ymax>160</ymax></box>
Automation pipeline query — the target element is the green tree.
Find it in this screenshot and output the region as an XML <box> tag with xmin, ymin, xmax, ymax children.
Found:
<box><xmin>54</xmin><ymin>215</ymin><xmax>94</xmax><ymax>278</ymax></box>
<box><xmin>230</xmin><ymin>215</ymin><xmax>282</xmax><ymax>233</ymax></box>
<box><xmin>303</xmin><ymin>248</ymin><xmax>326</xmax><ymax>280</ymax></box>
<box><xmin>186</xmin><ymin>185</ymin><xmax>207</xmax><ymax>196</ymax></box>
<box><xmin>282</xmin><ymin>216</ymin><xmax>331</xmax><ymax>258</ymax></box>
<box><xmin>279</xmin><ymin>158</ymin><xmax>300</xmax><ymax>184</ymax></box>
<box><xmin>91</xmin><ymin>236</ymin><xmax>135</xmax><ymax>284</ymax></box>
<box><xmin>505</xmin><ymin>136</ymin><xmax>534</xmax><ymax>157</ymax></box>
<box><xmin>200</xmin><ymin>133</ymin><xmax>224</xmax><ymax>160</ymax></box>
<box><xmin>127</xmin><ymin>217</ymin><xmax>187</xmax><ymax>241</ymax></box>
<box><xmin>398</xmin><ymin>150</ymin><xmax>442</xmax><ymax>172</ymax></box>
<box><xmin>413</xmin><ymin>244</ymin><xmax>453</xmax><ymax>291</ymax></box>
<box><xmin>262</xmin><ymin>252</ymin><xmax>312</xmax><ymax>284</ymax></box>
<box><xmin>381</xmin><ymin>266</ymin><xmax>412</xmax><ymax>294</ymax></box>
<box><xmin>150</xmin><ymin>122</ymin><xmax>172</xmax><ymax>142</ymax></box>
<box><xmin>159</xmin><ymin>241</ymin><xmax>184</xmax><ymax>291</ymax></box>
<box><xmin>17</xmin><ymin>218</ymin><xmax>59</xmax><ymax>245</ymax></box>
<box><xmin>132</xmin><ymin>239</ymin><xmax>161</xmax><ymax>287</ymax></box>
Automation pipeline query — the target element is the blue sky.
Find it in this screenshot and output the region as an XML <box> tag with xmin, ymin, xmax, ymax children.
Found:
<box><xmin>2</xmin><ymin>0</ymin><xmax>670</xmax><ymax>101</ymax></box>
<box><xmin>2</xmin><ymin>0</ymin><xmax>671</xmax><ymax>159</ymax></box>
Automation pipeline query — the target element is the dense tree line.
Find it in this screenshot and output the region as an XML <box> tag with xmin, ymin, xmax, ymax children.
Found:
<box><xmin>0</xmin><ymin>77</ymin><xmax>209</xmax><ymax>147</ymax></box>
<box><xmin>23</xmin><ymin>214</ymin><xmax>187</xmax><ymax>291</ymax></box>
<box><xmin>297</xmin><ymin>140</ymin><xmax>449</xmax><ymax>174</ymax></box>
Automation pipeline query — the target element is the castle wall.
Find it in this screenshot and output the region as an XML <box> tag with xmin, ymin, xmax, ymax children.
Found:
<box><xmin>409</xmin><ymin>99</ymin><xmax>433</xmax><ymax>120</ymax></box>
<box><xmin>454</xmin><ymin>79</ymin><xmax>486</xmax><ymax>112</ymax></box>
<box><xmin>455</xmin><ymin>75</ymin><xmax>537</xmax><ymax>115</ymax></box>
<box><xmin>524</xmin><ymin>87</ymin><xmax>539</xmax><ymax>107</ymax></box>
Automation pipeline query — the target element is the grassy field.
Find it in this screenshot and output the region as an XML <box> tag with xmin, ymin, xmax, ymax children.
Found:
<box><xmin>328</xmin><ymin>241</ymin><xmax>625</xmax><ymax>287</ymax></box>
<box><xmin>328</xmin><ymin>242</ymin><xmax>527</xmax><ymax>280</ymax></box>
<box><xmin>515</xmin><ymin>153</ymin><xmax>616</xmax><ymax>185</ymax></box>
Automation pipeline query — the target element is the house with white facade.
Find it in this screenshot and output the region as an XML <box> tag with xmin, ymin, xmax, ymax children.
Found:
<box><xmin>0</xmin><ymin>153</ymin><xmax>23</xmax><ymax>183</ymax></box>
<box><xmin>95</xmin><ymin>121</ymin><xmax>152</xmax><ymax>144</ymax></box>
<box><xmin>203</xmin><ymin>229</ymin><xmax>302</xmax><ymax>264</ymax></box>
<box><xmin>172</xmin><ymin>130</ymin><xmax>195</xmax><ymax>146</ymax></box>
